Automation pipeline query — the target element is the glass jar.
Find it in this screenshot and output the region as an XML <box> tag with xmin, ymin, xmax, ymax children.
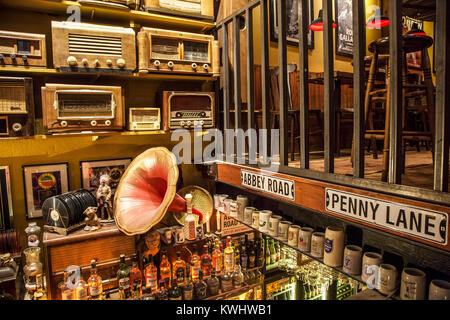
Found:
<box><xmin>24</xmin><ymin>222</ymin><xmax>41</xmax><ymax>247</ymax></box>
<box><xmin>23</xmin><ymin>247</ymin><xmax>43</xmax><ymax>293</ymax></box>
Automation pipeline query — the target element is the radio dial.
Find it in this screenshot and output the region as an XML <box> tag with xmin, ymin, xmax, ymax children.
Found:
<box><xmin>168</xmin><ymin>61</ymin><xmax>174</xmax><ymax>69</ymax></box>
<box><xmin>105</xmin><ymin>120</ymin><xmax>111</xmax><ymax>126</ymax></box>
<box><xmin>154</xmin><ymin>60</ymin><xmax>161</xmax><ymax>68</ymax></box>
<box><xmin>60</xmin><ymin>121</ymin><xmax>68</xmax><ymax>127</ymax></box>
<box><xmin>106</xmin><ymin>59</ymin><xmax>113</xmax><ymax>67</ymax></box>
<box><xmin>82</xmin><ymin>58</ymin><xmax>88</xmax><ymax>66</ymax></box>
<box><xmin>91</xmin><ymin>120</ymin><xmax>97</xmax><ymax>127</ymax></box>
<box><xmin>116</xmin><ymin>58</ymin><xmax>126</xmax><ymax>68</ymax></box>
<box><xmin>191</xmin><ymin>63</ymin><xmax>197</xmax><ymax>70</ymax></box>
<box><xmin>94</xmin><ymin>59</ymin><xmax>100</xmax><ymax>67</ymax></box>
<box><xmin>67</xmin><ymin>56</ymin><xmax>77</xmax><ymax>66</ymax></box>
<box><xmin>176</xmin><ymin>112</ymin><xmax>182</xmax><ymax>118</ymax></box>
<box><xmin>12</xmin><ymin>123</ymin><xmax>22</xmax><ymax>132</ymax></box>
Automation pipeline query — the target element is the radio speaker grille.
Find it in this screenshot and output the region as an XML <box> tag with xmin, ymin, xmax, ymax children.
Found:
<box><xmin>0</xmin><ymin>84</ymin><xmax>26</xmax><ymax>113</ymax></box>
<box><xmin>69</xmin><ymin>33</ymin><xmax>122</xmax><ymax>56</ymax></box>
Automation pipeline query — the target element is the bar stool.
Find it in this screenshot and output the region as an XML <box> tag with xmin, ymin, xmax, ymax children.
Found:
<box><xmin>355</xmin><ymin>34</ymin><xmax>435</xmax><ymax>181</ymax></box>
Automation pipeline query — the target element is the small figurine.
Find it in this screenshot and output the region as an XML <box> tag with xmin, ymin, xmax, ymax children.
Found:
<box><xmin>96</xmin><ymin>173</ymin><xmax>113</xmax><ymax>221</ymax></box>
<box><xmin>83</xmin><ymin>207</ymin><xmax>102</xmax><ymax>231</ymax></box>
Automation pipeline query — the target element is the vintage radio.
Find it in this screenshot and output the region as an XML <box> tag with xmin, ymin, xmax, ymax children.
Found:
<box><xmin>138</xmin><ymin>27</ymin><xmax>219</xmax><ymax>76</ymax></box>
<box><xmin>0</xmin><ymin>30</ymin><xmax>47</xmax><ymax>68</ymax></box>
<box><xmin>142</xmin><ymin>0</ymin><xmax>214</xmax><ymax>20</ymax></box>
<box><xmin>0</xmin><ymin>77</ymin><xmax>34</xmax><ymax>137</ymax></box>
<box><xmin>52</xmin><ymin>21</ymin><xmax>136</xmax><ymax>73</ymax></box>
<box><xmin>161</xmin><ymin>91</ymin><xmax>214</xmax><ymax>130</ymax></box>
<box><xmin>77</xmin><ymin>0</ymin><xmax>141</xmax><ymax>10</ymax></box>
<box><xmin>41</xmin><ymin>83</ymin><xmax>124</xmax><ymax>133</ymax></box>
<box><xmin>128</xmin><ymin>107</ymin><xmax>161</xmax><ymax>130</ymax></box>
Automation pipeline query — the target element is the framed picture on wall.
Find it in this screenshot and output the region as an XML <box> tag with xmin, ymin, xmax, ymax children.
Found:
<box><xmin>23</xmin><ymin>163</ymin><xmax>69</xmax><ymax>219</ymax></box>
<box><xmin>335</xmin><ymin>0</ymin><xmax>353</xmax><ymax>57</ymax></box>
<box><xmin>402</xmin><ymin>16</ymin><xmax>424</xmax><ymax>69</ymax></box>
<box><xmin>80</xmin><ymin>158</ymin><xmax>132</xmax><ymax>201</ymax></box>
<box><xmin>0</xmin><ymin>166</ymin><xmax>14</xmax><ymax>231</ymax></box>
<box><xmin>270</xmin><ymin>0</ymin><xmax>314</xmax><ymax>48</ymax></box>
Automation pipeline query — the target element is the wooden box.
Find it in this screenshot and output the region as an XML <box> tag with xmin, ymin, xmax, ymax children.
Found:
<box><xmin>142</xmin><ymin>0</ymin><xmax>214</xmax><ymax>20</ymax></box>
<box><xmin>77</xmin><ymin>0</ymin><xmax>140</xmax><ymax>10</ymax></box>
<box><xmin>51</xmin><ymin>21</ymin><xmax>136</xmax><ymax>73</ymax></box>
<box><xmin>43</xmin><ymin>223</ymin><xmax>136</xmax><ymax>300</ymax></box>
<box><xmin>137</xmin><ymin>27</ymin><xmax>219</xmax><ymax>76</ymax></box>
<box><xmin>41</xmin><ymin>83</ymin><xmax>125</xmax><ymax>133</ymax></box>
<box><xmin>0</xmin><ymin>30</ymin><xmax>47</xmax><ymax>68</ymax></box>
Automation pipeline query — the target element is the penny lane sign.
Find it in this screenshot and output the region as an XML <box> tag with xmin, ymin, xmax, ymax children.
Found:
<box><xmin>241</xmin><ymin>170</ymin><xmax>295</xmax><ymax>201</ymax></box>
<box><xmin>325</xmin><ymin>188</ymin><xmax>448</xmax><ymax>245</ymax></box>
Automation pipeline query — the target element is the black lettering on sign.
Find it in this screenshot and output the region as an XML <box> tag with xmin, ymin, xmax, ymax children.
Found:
<box><xmin>410</xmin><ymin>212</ymin><xmax>422</xmax><ymax>233</ymax></box>
<box><xmin>370</xmin><ymin>203</ymin><xmax>379</xmax><ymax>220</ymax></box>
<box><xmin>340</xmin><ymin>195</ymin><xmax>347</xmax><ymax>212</ymax></box>
<box><xmin>284</xmin><ymin>182</ymin><xmax>289</xmax><ymax>197</ymax></box>
<box><xmin>359</xmin><ymin>200</ymin><xmax>368</xmax><ymax>218</ymax></box>
<box><xmin>396</xmin><ymin>209</ymin><xmax>407</xmax><ymax>229</ymax></box>
<box><xmin>349</xmin><ymin>197</ymin><xmax>357</xmax><ymax>215</ymax></box>
<box><xmin>425</xmin><ymin>215</ymin><xmax>436</xmax><ymax>236</ymax></box>
<box><xmin>386</xmin><ymin>207</ymin><xmax>395</xmax><ymax>226</ymax></box>
<box><xmin>267</xmin><ymin>178</ymin><xmax>272</xmax><ymax>192</ymax></box>
<box><xmin>332</xmin><ymin>194</ymin><xmax>339</xmax><ymax>209</ymax></box>
<box><xmin>252</xmin><ymin>174</ymin><xmax>256</xmax><ymax>187</ymax></box>
<box><xmin>247</xmin><ymin>173</ymin><xmax>252</xmax><ymax>186</ymax></box>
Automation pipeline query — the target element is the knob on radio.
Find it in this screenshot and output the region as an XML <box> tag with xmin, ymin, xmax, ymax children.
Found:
<box><xmin>12</xmin><ymin>123</ymin><xmax>22</xmax><ymax>132</ymax></box>
<box><xmin>94</xmin><ymin>59</ymin><xmax>100</xmax><ymax>67</ymax></box>
<box><xmin>106</xmin><ymin>59</ymin><xmax>113</xmax><ymax>67</ymax></box>
<box><xmin>60</xmin><ymin>121</ymin><xmax>68</xmax><ymax>127</ymax></box>
<box><xmin>105</xmin><ymin>120</ymin><xmax>111</xmax><ymax>126</ymax></box>
<box><xmin>154</xmin><ymin>60</ymin><xmax>161</xmax><ymax>67</ymax></box>
<box><xmin>91</xmin><ymin>120</ymin><xmax>97</xmax><ymax>127</ymax></box>
<box><xmin>203</xmin><ymin>64</ymin><xmax>209</xmax><ymax>70</ymax></box>
<box><xmin>67</xmin><ymin>56</ymin><xmax>77</xmax><ymax>66</ymax></box>
<box><xmin>116</xmin><ymin>58</ymin><xmax>126</xmax><ymax>68</ymax></box>
<box><xmin>82</xmin><ymin>58</ymin><xmax>88</xmax><ymax>66</ymax></box>
<box><xmin>168</xmin><ymin>61</ymin><xmax>174</xmax><ymax>68</ymax></box>
<box><xmin>191</xmin><ymin>63</ymin><xmax>198</xmax><ymax>70</ymax></box>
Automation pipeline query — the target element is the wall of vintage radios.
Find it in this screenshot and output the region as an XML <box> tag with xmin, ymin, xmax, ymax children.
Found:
<box><xmin>0</xmin><ymin>19</ymin><xmax>219</xmax><ymax>137</ymax></box>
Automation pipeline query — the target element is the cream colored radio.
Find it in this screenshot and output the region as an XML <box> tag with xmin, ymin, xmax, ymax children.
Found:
<box><xmin>51</xmin><ymin>21</ymin><xmax>136</xmax><ymax>73</ymax></box>
<box><xmin>128</xmin><ymin>108</ymin><xmax>161</xmax><ymax>130</ymax></box>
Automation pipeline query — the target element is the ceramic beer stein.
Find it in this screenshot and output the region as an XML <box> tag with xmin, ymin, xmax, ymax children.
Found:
<box><xmin>428</xmin><ymin>279</ymin><xmax>450</xmax><ymax>300</ymax></box>
<box><xmin>323</xmin><ymin>226</ymin><xmax>345</xmax><ymax>267</ymax></box>
<box><xmin>400</xmin><ymin>268</ymin><xmax>427</xmax><ymax>300</ymax></box>
<box><xmin>342</xmin><ymin>245</ymin><xmax>362</xmax><ymax>275</ymax></box>
<box><xmin>310</xmin><ymin>232</ymin><xmax>325</xmax><ymax>258</ymax></box>
<box><xmin>298</xmin><ymin>227</ymin><xmax>314</xmax><ymax>252</ymax></box>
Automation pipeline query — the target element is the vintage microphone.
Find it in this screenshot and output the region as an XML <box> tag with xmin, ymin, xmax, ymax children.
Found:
<box><xmin>113</xmin><ymin>147</ymin><xmax>203</xmax><ymax>236</ymax></box>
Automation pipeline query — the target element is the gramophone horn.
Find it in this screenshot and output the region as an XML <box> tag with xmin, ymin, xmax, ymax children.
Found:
<box><xmin>113</xmin><ymin>147</ymin><xmax>204</xmax><ymax>236</ymax></box>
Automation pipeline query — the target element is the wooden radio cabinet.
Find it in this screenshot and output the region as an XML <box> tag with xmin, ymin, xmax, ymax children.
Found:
<box><xmin>43</xmin><ymin>223</ymin><xmax>136</xmax><ymax>300</ymax></box>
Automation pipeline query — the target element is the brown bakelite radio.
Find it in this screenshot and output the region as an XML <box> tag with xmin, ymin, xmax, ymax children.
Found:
<box><xmin>77</xmin><ymin>0</ymin><xmax>141</xmax><ymax>10</ymax></box>
<box><xmin>51</xmin><ymin>21</ymin><xmax>136</xmax><ymax>73</ymax></box>
<box><xmin>142</xmin><ymin>0</ymin><xmax>214</xmax><ymax>20</ymax></box>
<box><xmin>0</xmin><ymin>31</ymin><xmax>47</xmax><ymax>68</ymax></box>
<box><xmin>138</xmin><ymin>27</ymin><xmax>219</xmax><ymax>76</ymax></box>
<box><xmin>161</xmin><ymin>91</ymin><xmax>214</xmax><ymax>130</ymax></box>
<box><xmin>128</xmin><ymin>107</ymin><xmax>161</xmax><ymax>131</ymax></box>
<box><xmin>0</xmin><ymin>77</ymin><xmax>35</xmax><ymax>137</ymax></box>
<box><xmin>41</xmin><ymin>84</ymin><xmax>124</xmax><ymax>133</ymax></box>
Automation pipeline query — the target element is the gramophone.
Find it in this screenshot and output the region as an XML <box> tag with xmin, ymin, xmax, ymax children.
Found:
<box><xmin>113</xmin><ymin>147</ymin><xmax>213</xmax><ymax>236</ymax></box>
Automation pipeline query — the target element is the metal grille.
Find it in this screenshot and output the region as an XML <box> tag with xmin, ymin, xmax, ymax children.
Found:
<box><xmin>0</xmin><ymin>84</ymin><xmax>26</xmax><ymax>113</ymax></box>
<box><xmin>69</xmin><ymin>34</ymin><xmax>122</xmax><ymax>56</ymax></box>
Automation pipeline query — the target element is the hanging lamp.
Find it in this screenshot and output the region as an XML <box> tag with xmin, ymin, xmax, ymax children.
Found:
<box><xmin>309</xmin><ymin>9</ymin><xmax>337</xmax><ymax>32</ymax></box>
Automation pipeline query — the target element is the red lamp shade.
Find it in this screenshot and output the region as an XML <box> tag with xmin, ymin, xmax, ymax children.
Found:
<box><xmin>366</xmin><ymin>8</ymin><xmax>390</xmax><ymax>28</ymax></box>
<box><xmin>406</xmin><ymin>22</ymin><xmax>427</xmax><ymax>36</ymax></box>
<box><xmin>309</xmin><ymin>10</ymin><xmax>337</xmax><ymax>32</ymax></box>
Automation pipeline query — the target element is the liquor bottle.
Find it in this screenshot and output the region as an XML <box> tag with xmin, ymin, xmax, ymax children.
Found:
<box><xmin>193</xmin><ymin>270</ymin><xmax>207</xmax><ymax>300</ymax></box>
<box><xmin>206</xmin><ymin>270</ymin><xmax>220</xmax><ymax>296</ymax></box>
<box><xmin>265</xmin><ymin>238</ymin><xmax>271</xmax><ymax>265</ymax></box>
<box><xmin>224</xmin><ymin>236</ymin><xmax>235</xmax><ymax>273</ymax></box>
<box><xmin>190</xmin><ymin>245</ymin><xmax>201</xmax><ymax>281</ymax></box>
<box><xmin>255</xmin><ymin>269</ymin><xmax>263</xmax><ymax>284</ymax></box>
<box><xmin>144</xmin><ymin>255</ymin><xmax>158</xmax><ymax>292</ymax></box>
<box><xmin>269</xmin><ymin>239</ymin><xmax>276</xmax><ymax>264</ymax></box>
<box><xmin>117</xmin><ymin>254</ymin><xmax>131</xmax><ymax>300</ymax></box>
<box><xmin>221</xmin><ymin>271</ymin><xmax>233</xmax><ymax>292</ymax></box>
<box><xmin>201</xmin><ymin>244</ymin><xmax>212</xmax><ymax>278</ymax></box>
<box><xmin>234</xmin><ymin>241</ymin><xmax>241</xmax><ymax>267</ymax></box>
<box><xmin>182</xmin><ymin>266</ymin><xmax>194</xmax><ymax>300</ymax></box>
<box><xmin>244</xmin><ymin>234</ymin><xmax>250</xmax><ymax>255</ymax></box>
<box><xmin>168</xmin><ymin>279</ymin><xmax>182</xmax><ymax>300</ymax></box>
<box><xmin>256</xmin><ymin>233</ymin><xmax>265</xmax><ymax>267</ymax></box>
<box><xmin>232</xmin><ymin>261</ymin><xmax>244</xmax><ymax>289</ymax></box>
<box><xmin>88</xmin><ymin>260</ymin><xmax>103</xmax><ymax>300</ymax></box>
<box><xmin>183</xmin><ymin>194</ymin><xmax>197</xmax><ymax>241</ymax></box>
<box><xmin>157</xmin><ymin>279</ymin><xmax>169</xmax><ymax>300</ymax></box>
<box><xmin>73</xmin><ymin>267</ymin><xmax>88</xmax><ymax>301</ymax></box>
<box><xmin>129</xmin><ymin>254</ymin><xmax>142</xmax><ymax>298</ymax></box>
<box><xmin>33</xmin><ymin>274</ymin><xmax>47</xmax><ymax>300</ymax></box>
<box><xmin>248</xmin><ymin>241</ymin><xmax>256</xmax><ymax>269</ymax></box>
<box><xmin>172</xmin><ymin>251</ymin><xmax>187</xmax><ymax>286</ymax></box>
<box><xmin>212</xmin><ymin>239</ymin><xmax>223</xmax><ymax>275</ymax></box>
<box><xmin>240</xmin><ymin>241</ymin><xmax>248</xmax><ymax>270</ymax></box>
<box><xmin>275</xmin><ymin>241</ymin><xmax>281</xmax><ymax>262</ymax></box>
<box><xmin>61</xmin><ymin>270</ymin><xmax>74</xmax><ymax>300</ymax></box>
<box><xmin>159</xmin><ymin>250</ymin><xmax>172</xmax><ymax>286</ymax></box>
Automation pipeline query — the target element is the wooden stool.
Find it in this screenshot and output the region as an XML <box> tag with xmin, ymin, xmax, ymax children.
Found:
<box><xmin>353</xmin><ymin>35</ymin><xmax>435</xmax><ymax>182</ymax></box>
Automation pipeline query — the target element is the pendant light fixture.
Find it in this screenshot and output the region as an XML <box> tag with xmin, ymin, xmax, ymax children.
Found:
<box><xmin>309</xmin><ymin>9</ymin><xmax>337</xmax><ymax>32</ymax></box>
<box><xmin>366</xmin><ymin>8</ymin><xmax>390</xmax><ymax>28</ymax></box>
<box><xmin>406</xmin><ymin>22</ymin><xmax>427</xmax><ymax>36</ymax></box>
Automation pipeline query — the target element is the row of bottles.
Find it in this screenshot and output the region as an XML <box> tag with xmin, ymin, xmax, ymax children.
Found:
<box><xmin>23</xmin><ymin>222</ymin><xmax>46</xmax><ymax>300</ymax></box>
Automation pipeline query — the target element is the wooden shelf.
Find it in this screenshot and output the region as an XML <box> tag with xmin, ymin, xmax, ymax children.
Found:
<box><xmin>0</xmin><ymin>0</ymin><xmax>216</xmax><ymax>32</ymax></box>
<box><xmin>220</xmin><ymin>211</ymin><xmax>365</xmax><ymax>285</ymax></box>
<box><xmin>0</xmin><ymin>67</ymin><xmax>218</xmax><ymax>82</ymax></box>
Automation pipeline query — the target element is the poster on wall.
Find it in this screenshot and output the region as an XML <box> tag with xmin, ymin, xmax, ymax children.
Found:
<box><xmin>80</xmin><ymin>158</ymin><xmax>131</xmax><ymax>201</ymax></box>
<box><xmin>402</xmin><ymin>16</ymin><xmax>424</xmax><ymax>69</ymax></box>
<box><xmin>23</xmin><ymin>163</ymin><xmax>69</xmax><ymax>219</ymax></box>
<box><xmin>270</xmin><ymin>0</ymin><xmax>314</xmax><ymax>48</ymax></box>
<box><xmin>335</xmin><ymin>0</ymin><xmax>353</xmax><ymax>57</ymax></box>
